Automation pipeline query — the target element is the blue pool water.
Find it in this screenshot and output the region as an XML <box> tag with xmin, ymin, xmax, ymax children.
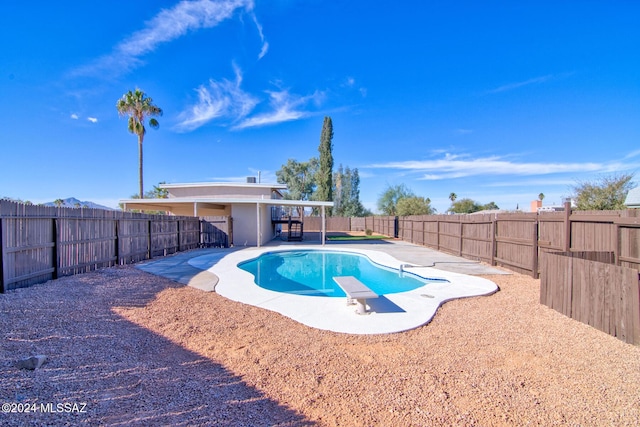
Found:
<box><xmin>237</xmin><ymin>250</ymin><xmax>448</xmax><ymax>297</ymax></box>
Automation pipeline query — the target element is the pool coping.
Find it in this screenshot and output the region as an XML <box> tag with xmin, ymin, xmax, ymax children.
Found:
<box><xmin>185</xmin><ymin>245</ymin><xmax>499</xmax><ymax>335</ymax></box>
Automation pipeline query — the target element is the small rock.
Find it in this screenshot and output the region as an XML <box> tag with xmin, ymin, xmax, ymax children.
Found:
<box><xmin>17</xmin><ymin>355</ymin><xmax>47</xmax><ymax>370</ymax></box>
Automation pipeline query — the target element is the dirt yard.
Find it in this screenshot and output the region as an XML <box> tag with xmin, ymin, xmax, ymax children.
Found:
<box><xmin>1</xmin><ymin>265</ymin><xmax>639</xmax><ymax>426</ymax></box>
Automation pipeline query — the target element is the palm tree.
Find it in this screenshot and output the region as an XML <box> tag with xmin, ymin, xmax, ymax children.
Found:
<box><xmin>116</xmin><ymin>88</ymin><xmax>162</xmax><ymax>199</ymax></box>
<box><xmin>53</xmin><ymin>199</ymin><xmax>64</xmax><ymax>207</ymax></box>
<box><xmin>538</xmin><ymin>193</ymin><xmax>545</xmax><ymax>202</ymax></box>
<box><xmin>449</xmin><ymin>192</ymin><xmax>457</xmax><ymax>203</ymax></box>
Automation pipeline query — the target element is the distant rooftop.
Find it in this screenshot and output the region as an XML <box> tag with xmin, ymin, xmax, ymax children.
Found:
<box><xmin>625</xmin><ymin>187</ymin><xmax>640</xmax><ymax>208</ymax></box>
<box><xmin>160</xmin><ymin>181</ymin><xmax>287</xmax><ymax>190</ymax></box>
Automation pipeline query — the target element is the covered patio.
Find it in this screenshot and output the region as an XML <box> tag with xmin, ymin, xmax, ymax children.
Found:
<box><xmin>121</xmin><ymin>197</ymin><xmax>334</xmax><ymax>247</ymax></box>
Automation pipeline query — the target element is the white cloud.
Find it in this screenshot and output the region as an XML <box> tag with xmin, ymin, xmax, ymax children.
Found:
<box><xmin>234</xmin><ymin>89</ymin><xmax>324</xmax><ymax>129</ymax></box>
<box><xmin>87</xmin><ymin>117</ymin><xmax>98</xmax><ymax>123</ymax></box>
<box><xmin>174</xmin><ymin>65</ymin><xmax>258</xmax><ymax>132</ymax></box>
<box><xmin>484</xmin><ymin>72</ymin><xmax>574</xmax><ymax>95</ymax></box>
<box><xmin>71</xmin><ymin>0</ymin><xmax>253</xmax><ymax>77</ymax></box>
<box><xmin>368</xmin><ymin>153</ymin><xmax>606</xmax><ymax>180</ymax></box>
<box><xmin>258</xmin><ymin>41</ymin><xmax>269</xmax><ymax>60</ymax></box>
<box><xmin>624</xmin><ymin>149</ymin><xmax>640</xmax><ymax>159</ymax></box>
<box><xmin>251</xmin><ymin>11</ymin><xmax>269</xmax><ymax>59</ymax></box>
<box><xmin>485</xmin><ymin>75</ymin><xmax>554</xmax><ymax>94</ymax></box>
<box><xmin>70</xmin><ymin>114</ymin><xmax>79</xmax><ymax>120</ymax></box>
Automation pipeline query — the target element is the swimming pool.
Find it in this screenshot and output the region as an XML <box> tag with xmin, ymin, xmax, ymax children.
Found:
<box><xmin>237</xmin><ymin>250</ymin><xmax>449</xmax><ymax>296</ymax></box>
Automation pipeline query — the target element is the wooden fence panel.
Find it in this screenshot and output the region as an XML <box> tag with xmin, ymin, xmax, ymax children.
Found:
<box><xmin>371</xmin><ymin>216</ymin><xmax>396</xmax><ymax>237</ymax></box>
<box><xmin>57</xmin><ymin>218</ymin><xmax>117</xmax><ymax>277</ymax></box>
<box><xmin>364</xmin><ymin>216</ymin><xmax>374</xmax><ymax>232</ymax></box>
<box><xmin>537</xmin><ymin>212</ymin><xmax>565</xmax><ymax>250</ymax></box>
<box><xmin>179</xmin><ymin>218</ymin><xmax>201</xmax><ymax>251</ymax></box>
<box><xmin>117</xmin><ymin>218</ymin><xmax>150</xmax><ymax>264</ymax></box>
<box><xmin>461</xmin><ymin>214</ymin><xmax>495</xmax><ymax>262</ymax></box>
<box><xmin>437</xmin><ymin>219</ymin><xmax>462</xmax><ymax>255</ymax></box>
<box><xmin>423</xmin><ymin>219</ymin><xmax>439</xmax><ymax>248</ymax></box>
<box><xmin>351</xmin><ymin>217</ymin><xmax>365</xmax><ymax>231</ymax></box>
<box><xmin>540</xmin><ymin>251</ymin><xmax>640</xmax><ymax>345</ymax></box>
<box><xmin>200</xmin><ymin>216</ymin><xmax>230</xmax><ymax>248</ymax></box>
<box><xmin>495</xmin><ymin>214</ymin><xmax>537</xmax><ymax>276</ymax></box>
<box><xmin>150</xmin><ymin>217</ymin><xmax>179</xmax><ymax>257</ymax></box>
<box><xmin>328</xmin><ymin>217</ymin><xmax>350</xmax><ymax>231</ymax></box>
<box><xmin>1</xmin><ymin>217</ymin><xmax>55</xmax><ymax>291</ymax></box>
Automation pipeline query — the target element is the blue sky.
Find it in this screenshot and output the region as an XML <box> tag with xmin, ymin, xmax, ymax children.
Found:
<box><xmin>1</xmin><ymin>1</ymin><xmax>639</xmax><ymax>213</ymax></box>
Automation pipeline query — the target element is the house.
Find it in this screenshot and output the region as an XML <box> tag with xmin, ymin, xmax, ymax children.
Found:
<box><xmin>120</xmin><ymin>179</ymin><xmax>334</xmax><ymax>247</ymax></box>
<box><xmin>625</xmin><ymin>187</ymin><xmax>640</xmax><ymax>208</ymax></box>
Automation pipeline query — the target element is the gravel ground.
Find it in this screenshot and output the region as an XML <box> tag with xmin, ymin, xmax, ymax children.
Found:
<box><xmin>1</xmin><ymin>263</ymin><xmax>639</xmax><ymax>426</ymax></box>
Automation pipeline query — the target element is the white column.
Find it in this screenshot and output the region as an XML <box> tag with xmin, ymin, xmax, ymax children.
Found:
<box><xmin>321</xmin><ymin>205</ymin><xmax>326</xmax><ymax>246</ymax></box>
<box><xmin>256</xmin><ymin>203</ymin><xmax>261</xmax><ymax>247</ymax></box>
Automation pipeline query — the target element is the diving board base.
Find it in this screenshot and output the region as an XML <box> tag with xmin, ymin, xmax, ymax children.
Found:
<box><xmin>333</xmin><ymin>276</ymin><xmax>379</xmax><ymax>315</ymax></box>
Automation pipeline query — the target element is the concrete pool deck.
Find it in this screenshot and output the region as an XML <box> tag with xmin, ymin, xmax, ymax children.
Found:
<box><xmin>136</xmin><ymin>239</ymin><xmax>506</xmax><ymax>334</ymax></box>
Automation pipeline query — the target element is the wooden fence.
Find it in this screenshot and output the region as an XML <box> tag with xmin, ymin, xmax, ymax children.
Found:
<box><xmin>304</xmin><ymin>207</ymin><xmax>640</xmax><ymax>344</ymax></box>
<box><xmin>0</xmin><ymin>201</ymin><xmax>229</xmax><ymax>292</ymax></box>
<box><xmin>540</xmin><ymin>251</ymin><xmax>640</xmax><ymax>345</ymax></box>
<box><xmin>359</xmin><ymin>208</ymin><xmax>640</xmax><ymax>278</ymax></box>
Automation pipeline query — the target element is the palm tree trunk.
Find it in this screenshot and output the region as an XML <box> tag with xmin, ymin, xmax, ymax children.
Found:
<box><xmin>138</xmin><ymin>136</ymin><xmax>144</xmax><ymax>199</ymax></box>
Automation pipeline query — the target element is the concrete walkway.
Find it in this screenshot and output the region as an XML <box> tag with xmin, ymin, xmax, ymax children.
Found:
<box><xmin>136</xmin><ymin>239</ymin><xmax>507</xmax><ymax>334</ymax></box>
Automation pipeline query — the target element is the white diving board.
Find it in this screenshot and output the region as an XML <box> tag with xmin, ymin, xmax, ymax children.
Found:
<box><xmin>333</xmin><ymin>276</ymin><xmax>379</xmax><ymax>315</ymax></box>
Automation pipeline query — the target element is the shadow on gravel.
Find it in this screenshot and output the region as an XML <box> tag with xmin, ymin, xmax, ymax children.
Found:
<box><xmin>0</xmin><ymin>266</ymin><xmax>316</xmax><ymax>427</ymax></box>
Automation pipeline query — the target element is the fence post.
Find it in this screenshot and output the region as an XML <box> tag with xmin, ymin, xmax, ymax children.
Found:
<box><xmin>177</xmin><ymin>218</ymin><xmax>181</xmax><ymax>252</ymax></box>
<box><xmin>614</xmin><ymin>223</ymin><xmax>621</xmax><ymax>266</ymax></box>
<box><xmin>147</xmin><ymin>219</ymin><xmax>152</xmax><ymax>260</ymax></box>
<box><xmin>0</xmin><ymin>218</ymin><xmax>4</xmax><ymax>293</ymax></box>
<box><xmin>563</xmin><ymin>200</ymin><xmax>571</xmax><ymax>252</ymax></box>
<box><xmin>490</xmin><ymin>216</ymin><xmax>496</xmax><ymax>266</ymax></box>
<box><xmin>458</xmin><ymin>220</ymin><xmax>463</xmax><ymax>256</ymax></box>
<box><xmin>532</xmin><ymin>222</ymin><xmax>539</xmax><ymax>278</ymax></box>
<box><xmin>394</xmin><ymin>216</ymin><xmax>399</xmax><ymax>238</ymax></box>
<box><xmin>52</xmin><ymin>218</ymin><xmax>59</xmax><ymax>280</ymax></box>
<box><xmin>114</xmin><ymin>219</ymin><xmax>120</xmax><ymax>266</ymax></box>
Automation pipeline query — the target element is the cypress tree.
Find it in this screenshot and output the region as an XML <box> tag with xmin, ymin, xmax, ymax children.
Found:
<box><xmin>316</xmin><ymin>116</ymin><xmax>334</xmax><ymax>204</ymax></box>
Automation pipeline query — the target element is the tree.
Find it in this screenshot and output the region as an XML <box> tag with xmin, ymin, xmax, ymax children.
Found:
<box><xmin>54</xmin><ymin>198</ymin><xmax>64</xmax><ymax>207</ymax></box>
<box><xmin>449</xmin><ymin>198</ymin><xmax>481</xmax><ymax>214</ymax></box>
<box><xmin>449</xmin><ymin>198</ymin><xmax>499</xmax><ymax>213</ymax></box>
<box><xmin>116</xmin><ymin>88</ymin><xmax>162</xmax><ymax>199</ymax></box>
<box><xmin>396</xmin><ymin>196</ymin><xmax>435</xmax><ymax>216</ymax></box>
<box><xmin>481</xmin><ymin>201</ymin><xmax>500</xmax><ymax>211</ymax></box>
<box><xmin>538</xmin><ymin>193</ymin><xmax>545</xmax><ymax>202</ymax></box>
<box><xmin>276</xmin><ymin>159</ymin><xmax>318</xmax><ymax>216</ymax></box>
<box><xmin>315</xmin><ymin>116</ymin><xmax>334</xmax><ymax>205</ymax></box>
<box><xmin>571</xmin><ymin>173</ymin><xmax>636</xmax><ymax>210</ymax></box>
<box><xmin>145</xmin><ymin>182</ymin><xmax>169</xmax><ymax>199</ymax></box>
<box><xmin>449</xmin><ymin>192</ymin><xmax>457</xmax><ymax>203</ymax></box>
<box><xmin>333</xmin><ymin>165</ymin><xmax>366</xmax><ymax>217</ymax></box>
<box><xmin>377</xmin><ymin>184</ymin><xmax>414</xmax><ymax>216</ymax></box>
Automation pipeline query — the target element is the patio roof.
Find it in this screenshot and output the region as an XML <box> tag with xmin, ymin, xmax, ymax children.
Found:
<box><xmin>120</xmin><ymin>197</ymin><xmax>333</xmax><ymax>213</ymax></box>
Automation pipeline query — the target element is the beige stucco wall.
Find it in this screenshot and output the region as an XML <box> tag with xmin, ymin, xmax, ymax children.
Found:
<box><xmin>165</xmin><ymin>204</ymin><xmax>231</xmax><ymax>217</ymax></box>
<box><xmin>168</xmin><ymin>185</ymin><xmax>281</xmax><ymax>199</ymax></box>
<box><xmin>230</xmin><ymin>203</ymin><xmax>275</xmax><ymax>246</ymax></box>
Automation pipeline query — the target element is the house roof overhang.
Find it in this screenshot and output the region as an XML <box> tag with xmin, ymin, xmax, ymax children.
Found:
<box><xmin>159</xmin><ymin>182</ymin><xmax>288</xmax><ymax>190</ymax></box>
<box><xmin>119</xmin><ymin>197</ymin><xmax>333</xmax><ymax>213</ymax></box>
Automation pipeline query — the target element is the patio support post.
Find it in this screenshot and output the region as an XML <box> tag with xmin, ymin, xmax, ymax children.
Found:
<box><xmin>256</xmin><ymin>203</ymin><xmax>261</xmax><ymax>247</ymax></box>
<box><xmin>321</xmin><ymin>205</ymin><xmax>326</xmax><ymax>246</ymax></box>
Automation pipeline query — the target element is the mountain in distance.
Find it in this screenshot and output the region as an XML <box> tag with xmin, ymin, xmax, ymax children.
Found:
<box><xmin>43</xmin><ymin>197</ymin><xmax>115</xmax><ymax>210</ymax></box>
